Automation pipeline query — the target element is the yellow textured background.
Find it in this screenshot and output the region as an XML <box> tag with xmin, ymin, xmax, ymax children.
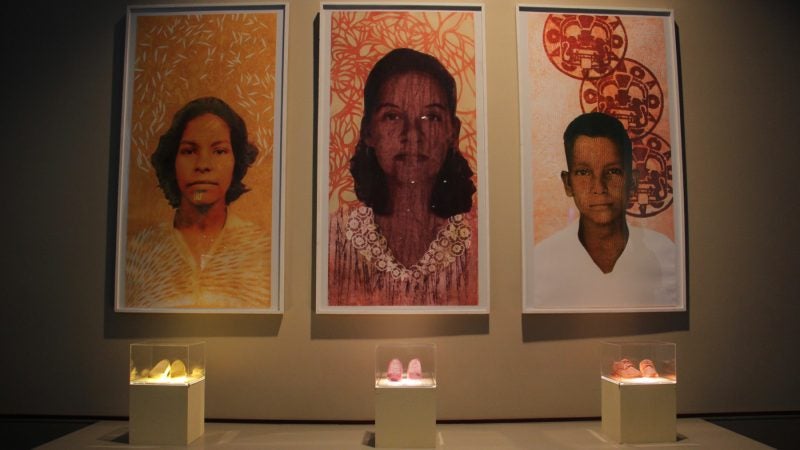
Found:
<box><xmin>125</xmin><ymin>12</ymin><xmax>278</xmax><ymax>237</ymax></box>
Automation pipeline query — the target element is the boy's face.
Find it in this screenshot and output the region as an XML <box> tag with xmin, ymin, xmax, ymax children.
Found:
<box><xmin>561</xmin><ymin>136</ymin><xmax>630</xmax><ymax>227</ymax></box>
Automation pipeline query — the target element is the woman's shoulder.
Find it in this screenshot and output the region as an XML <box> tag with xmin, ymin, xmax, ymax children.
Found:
<box><xmin>331</xmin><ymin>203</ymin><xmax>372</xmax><ymax>218</ymax></box>
<box><xmin>223</xmin><ymin>214</ymin><xmax>268</xmax><ymax>244</ymax></box>
<box><xmin>330</xmin><ymin>203</ymin><xmax>374</xmax><ymax>230</ymax></box>
<box><xmin>126</xmin><ymin>222</ymin><xmax>180</xmax><ymax>272</ymax></box>
<box><xmin>225</xmin><ymin>213</ymin><xmax>258</xmax><ymax>229</ymax></box>
<box><xmin>128</xmin><ymin>222</ymin><xmax>173</xmax><ymax>248</ymax></box>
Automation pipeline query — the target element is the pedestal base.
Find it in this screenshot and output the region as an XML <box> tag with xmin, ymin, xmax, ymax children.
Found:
<box><xmin>129</xmin><ymin>380</ymin><xmax>205</xmax><ymax>445</ymax></box>
<box><xmin>601</xmin><ymin>378</ymin><xmax>676</xmax><ymax>444</ymax></box>
<box><xmin>375</xmin><ymin>386</ymin><xmax>436</xmax><ymax>448</ymax></box>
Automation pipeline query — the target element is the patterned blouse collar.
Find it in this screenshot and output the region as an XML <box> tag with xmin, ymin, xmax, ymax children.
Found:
<box><xmin>344</xmin><ymin>206</ymin><xmax>471</xmax><ymax>282</ymax></box>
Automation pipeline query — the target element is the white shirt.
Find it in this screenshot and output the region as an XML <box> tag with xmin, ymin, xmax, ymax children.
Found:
<box><xmin>531</xmin><ymin>220</ymin><xmax>678</xmax><ymax>312</ymax></box>
<box><xmin>125</xmin><ymin>215</ymin><xmax>271</xmax><ymax>309</ymax></box>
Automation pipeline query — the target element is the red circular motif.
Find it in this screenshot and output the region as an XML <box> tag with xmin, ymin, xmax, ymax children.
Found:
<box><xmin>543</xmin><ymin>14</ymin><xmax>627</xmax><ymax>80</ymax></box>
<box><xmin>580</xmin><ymin>58</ymin><xmax>664</xmax><ymax>139</ymax></box>
<box><xmin>628</xmin><ymin>133</ymin><xmax>673</xmax><ymax>218</ymax></box>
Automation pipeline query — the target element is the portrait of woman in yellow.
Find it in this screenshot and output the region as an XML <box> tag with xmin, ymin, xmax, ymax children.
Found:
<box><xmin>125</xmin><ymin>97</ymin><xmax>270</xmax><ymax>309</ymax></box>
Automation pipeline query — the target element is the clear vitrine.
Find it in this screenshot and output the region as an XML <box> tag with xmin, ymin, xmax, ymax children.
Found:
<box><xmin>375</xmin><ymin>343</ymin><xmax>436</xmax><ymax>388</ymax></box>
<box><xmin>130</xmin><ymin>341</ymin><xmax>205</xmax><ymax>385</ymax></box>
<box><xmin>601</xmin><ymin>341</ymin><xmax>676</xmax><ymax>385</ymax></box>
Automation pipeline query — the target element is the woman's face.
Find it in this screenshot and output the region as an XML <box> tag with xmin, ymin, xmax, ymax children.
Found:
<box><xmin>365</xmin><ymin>71</ymin><xmax>459</xmax><ymax>185</ymax></box>
<box><xmin>175</xmin><ymin>113</ymin><xmax>235</xmax><ymax>208</ymax></box>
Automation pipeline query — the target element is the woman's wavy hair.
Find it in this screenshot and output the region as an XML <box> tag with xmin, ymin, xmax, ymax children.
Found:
<box><xmin>150</xmin><ymin>96</ymin><xmax>258</xmax><ymax>208</ymax></box>
<box><xmin>349</xmin><ymin>48</ymin><xmax>476</xmax><ymax>218</ymax></box>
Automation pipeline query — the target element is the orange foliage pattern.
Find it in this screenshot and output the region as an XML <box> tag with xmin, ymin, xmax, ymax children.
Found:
<box><xmin>126</xmin><ymin>12</ymin><xmax>279</xmax><ymax>234</ymax></box>
<box><xmin>524</xmin><ymin>13</ymin><xmax>675</xmax><ymax>243</ymax></box>
<box><xmin>131</xmin><ymin>13</ymin><xmax>278</xmax><ymax>173</ymax></box>
<box><xmin>327</xmin><ymin>11</ymin><xmax>478</xmax><ymax>210</ymax></box>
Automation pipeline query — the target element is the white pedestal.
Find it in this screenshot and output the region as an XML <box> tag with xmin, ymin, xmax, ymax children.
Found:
<box><xmin>129</xmin><ymin>380</ymin><xmax>205</xmax><ymax>445</ymax></box>
<box><xmin>601</xmin><ymin>378</ymin><xmax>676</xmax><ymax>444</ymax></box>
<box><xmin>375</xmin><ymin>386</ymin><xmax>436</xmax><ymax>448</ymax></box>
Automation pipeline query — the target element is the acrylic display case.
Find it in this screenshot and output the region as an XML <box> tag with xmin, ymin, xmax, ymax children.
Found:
<box><xmin>601</xmin><ymin>341</ymin><xmax>676</xmax><ymax>385</ymax></box>
<box><xmin>600</xmin><ymin>341</ymin><xmax>677</xmax><ymax>444</ymax></box>
<box><xmin>129</xmin><ymin>342</ymin><xmax>206</xmax><ymax>445</ymax></box>
<box><xmin>375</xmin><ymin>343</ymin><xmax>437</xmax><ymax>388</ymax></box>
<box><xmin>130</xmin><ymin>342</ymin><xmax>206</xmax><ymax>385</ymax></box>
<box><xmin>374</xmin><ymin>343</ymin><xmax>437</xmax><ymax>448</ymax></box>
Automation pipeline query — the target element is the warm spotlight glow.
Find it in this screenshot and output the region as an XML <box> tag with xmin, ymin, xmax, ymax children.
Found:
<box><xmin>376</xmin><ymin>376</ymin><xmax>436</xmax><ymax>388</ymax></box>
<box><xmin>602</xmin><ymin>375</ymin><xmax>676</xmax><ymax>386</ymax></box>
<box><xmin>130</xmin><ymin>359</ymin><xmax>205</xmax><ymax>386</ymax></box>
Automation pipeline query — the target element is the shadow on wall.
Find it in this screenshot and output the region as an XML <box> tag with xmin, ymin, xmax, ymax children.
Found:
<box><xmin>311</xmin><ymin>314</ymin><xmax>489</xmax><ymax>340</ymax></box>
<box><xmin>521</xmin><ymin>311</ymin><xmax>689</xmax><ymax>342</ymax></box>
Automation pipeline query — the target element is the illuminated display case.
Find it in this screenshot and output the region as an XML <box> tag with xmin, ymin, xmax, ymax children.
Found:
<box><xmin>130</xmin><ymin>342</ymin><xmax>206</xmax><ymax>386</ymax></box>
<box><xmin>129</xmin><ymin>342</ymin><xmax>205</xmax><ymax>445</ymax></box>
<box><xmin>375</xmin><ymin>343</ymin><xmax>437</xmax><ymax>388</ymax></box>
<box><xmin>601</xmin><ymin>341</ymin><xmax>676</xmax><ymax>385</ymax></box>
<box><xmin>374</xmin><ymin>343</ymin><xmax>437</xmax><ymax>448</ymax></box>
<box><xmin>600</xmin><ymin>341</ymin><xmax>677</xmax><ymax>444</ymax></box>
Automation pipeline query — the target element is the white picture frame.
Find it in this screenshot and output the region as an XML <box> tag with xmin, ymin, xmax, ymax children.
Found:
<box><xmin>115</xmin><ymin>4</ymin><xmax>288</xmax><ymax>313</ymax></box>
<box><xmin>316</xmin><ymin>3</ymin><xmax>490</xmax><ymax>314</ymax></box>
<box><xmin>518</xmin><ymin>6</ymin><xmax>686</xmax><ymax>313</ymax></box>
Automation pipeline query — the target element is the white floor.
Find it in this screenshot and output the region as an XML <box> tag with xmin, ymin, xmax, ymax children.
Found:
<box><xmin>35</xmin><ymin>418</ymin><xmax>774</xmax><ymax>449</ymax></box>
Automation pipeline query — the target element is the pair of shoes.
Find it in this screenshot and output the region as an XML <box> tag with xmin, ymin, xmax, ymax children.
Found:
<box><xmin>387</xmin><ymin>358</ymin><xmax>422</xmax><ymax>381</ymax></box>
<box><xmin>612</xmin><ymin>358</ymin><xmax>660</xmax><ymax>378</ymax></box>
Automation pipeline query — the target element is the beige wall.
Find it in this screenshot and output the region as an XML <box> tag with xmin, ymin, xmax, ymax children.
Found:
<box><xmin>1</xmin><ymin>0</ymin><xmax>798</xmax><ymax>420</ymax></box>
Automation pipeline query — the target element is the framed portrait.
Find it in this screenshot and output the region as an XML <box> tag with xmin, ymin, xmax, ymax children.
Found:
<box><xmin>315</xmin><ymin>3</ymin><xmax>489</xmax><ymax>313</ymax></box>
<box><xmin>114</xmin><ymin>4</ymin><xmax>287</xmax><ymax>313</ymax></box>
<box><xmin>518</xmin><ymin>6</ymin><xmax>686</xmax><ymax>313</ymax></box>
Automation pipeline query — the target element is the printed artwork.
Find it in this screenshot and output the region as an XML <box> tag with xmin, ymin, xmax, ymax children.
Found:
<box><xmin>115</xmin><ymin>5</ymin><xmax>286</xmax><ymax>313</ymax></box>
<box><xmin>518</xmin><ymin>7</ymin><xmax>686</xmax><ymax>313</ymax></box>
<box><xmin>317</xmin><ymin>4</ymin><xmax>489</xmax><ymax>313</ymax></box>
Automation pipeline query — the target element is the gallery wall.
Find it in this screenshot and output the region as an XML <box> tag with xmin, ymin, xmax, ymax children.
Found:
<box><xmin>1</xmin><ymin>0</ymin><xmax>798</xmax><ymax>421</ymax></box>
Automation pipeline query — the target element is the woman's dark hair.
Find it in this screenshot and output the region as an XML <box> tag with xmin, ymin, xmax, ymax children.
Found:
<box><xmin>150</xmin><ymin>96</ymin><xmax>258</xmax><ymax>208</ymax></box>
<box><xmin>349</xmin><ymin>48</ymin><xmax>476</xmax><ymax>218</ymax></box>
<box><xmin>563</xmin><ymin>112</ymin><xmax>633</xmax><ymax>177</ymax></box>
